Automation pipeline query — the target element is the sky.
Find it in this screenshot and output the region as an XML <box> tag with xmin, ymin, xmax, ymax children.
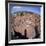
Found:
<box><xmin>9</xmin><ymin>4</ymin><xmax>41</xmax><ymax>15</ymax></box>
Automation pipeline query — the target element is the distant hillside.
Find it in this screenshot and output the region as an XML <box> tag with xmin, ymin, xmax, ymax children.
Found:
<box><xmin>12</xmin><ymin>11</ymin><xmax>40</xmax><ymax>16</ymax></box>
